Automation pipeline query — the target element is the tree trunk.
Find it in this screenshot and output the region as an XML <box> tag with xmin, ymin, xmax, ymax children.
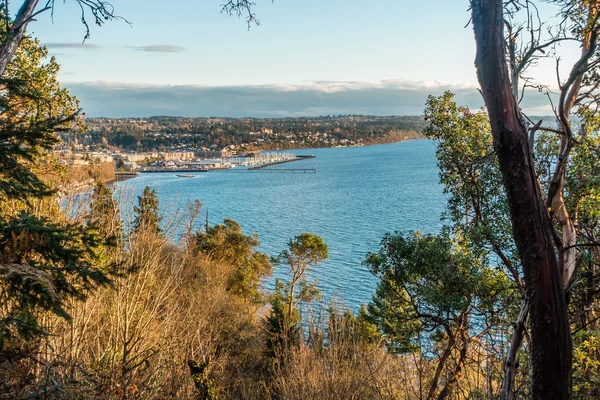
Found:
<box><xmin>426</xmin><ymin>318</ymin><xmax>461</xmax><ymax>400</ymax></box>
<box><xmin>500</xmin><ymin>300</ymin><xmax>529</xmax><ymax>400</ymax></box>
<box><xmin>436</xmin><ymin>318</ymin><xmax>469</xmax><ymax>400</ymax></box>
<box><xmin>0</xmin><ymin>0</ymin><xmax>40</xmax><ymax>77</ymax></box>
<box><xmin>471</xmin><ymin>1</ymin><xmax>572</xmax><ymax>399</ymax></box>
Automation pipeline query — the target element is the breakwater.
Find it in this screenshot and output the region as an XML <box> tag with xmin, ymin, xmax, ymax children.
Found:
<box><xmin>248</xmin><ymin>155</ymin><xmax>315</xmax><ymax>170</ymax></box>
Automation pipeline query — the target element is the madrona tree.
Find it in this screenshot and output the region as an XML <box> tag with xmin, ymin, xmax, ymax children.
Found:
<box><xmin>469</xmin><ymin>0</ymin><xmax>600</xmax><ymax>398</ymax></box>
<box><xmin>424</xmin><ymin>92</ymin><xmax>526</xmax><ymax>397</ymax></box>
<box><xmin>365</xmin><ymin>230</ymin><xmax>509</xmax><ymax>400</ymax></box>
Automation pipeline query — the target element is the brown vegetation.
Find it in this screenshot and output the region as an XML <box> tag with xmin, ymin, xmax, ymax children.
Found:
<box><xmin>0</xmin><ymin>199</ymin><xmax>512</xmax><ymax>400</ymax></box>
<box><xmin>66</xmin><ymin>162</ymin><xmax>116</xmax><ymax>185</ymax></box>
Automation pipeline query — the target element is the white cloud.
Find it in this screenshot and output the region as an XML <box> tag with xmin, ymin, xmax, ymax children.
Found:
<box><xmin>61</xmin><ymin>80</ymin><xmax>552</xmax><ymax>117</ymax></box>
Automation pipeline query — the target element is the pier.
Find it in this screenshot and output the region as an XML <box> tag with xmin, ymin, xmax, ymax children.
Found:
<box><xmin>248</xmin><ymin>155</ymin><xmax>315</xmax><ymax>170</ymax></box>
<box><xmin>250</xmin><ymin>168</ymin><xmax>316</xmax><ymax>173</ymax></box>
<box><xmin>139</xmin><ymin>167</ymin><xmax>210</xmax><ymax>173</ymax></box>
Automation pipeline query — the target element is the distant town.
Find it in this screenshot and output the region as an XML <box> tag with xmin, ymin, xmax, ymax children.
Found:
<box><xmin>55</xmin><ymin>115</ymin><xmax>426</xmax><ymax>178</ymax></box>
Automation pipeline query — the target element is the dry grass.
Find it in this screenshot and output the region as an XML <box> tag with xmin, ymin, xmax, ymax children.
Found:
<box><xmin>0</xmin><ymin>198</ymin><xmax>510</xmax><ymax>400</ymax></box>
<box><xmin>66</xmin><ymin>162</ymin><xmax>116</xmax><ymax>185</ymax></box>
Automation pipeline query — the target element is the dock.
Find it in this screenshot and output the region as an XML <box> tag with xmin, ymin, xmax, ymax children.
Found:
<box><xmin>248</xmin><ymin>155</ymin><xmax>315</xmax><ymax>170</ymax></box>
<box><xmin>249</xmin><ymin>168</ymin><xmax>316</xmax><ymax>173</ymax></box>
<box><xmin>139</xmin><ymin>167</ymin><xmax>209</xmax><ymax>173</ymax></box>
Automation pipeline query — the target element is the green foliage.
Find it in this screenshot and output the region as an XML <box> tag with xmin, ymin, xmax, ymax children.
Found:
<box><xmin>423</xmin><ymin>92</ymin><xmax>520</xmax><ymax>282</ymax></box>
<box><xmin>0</xmin><ymin>30</ymin><xmax>79</xmax><ymax>201</ymax></box>
<box><xmin>88</xmin><ymin>182</ymin><xmax>123</xmax><ymax>245</ymax></box>
<box><xmin>564</xmin><ymin>131</ymin><xmax>600</xmax><ymax>227</ymax></box>
<box><xmin>133</xmin><ymin>186</ymin><xmax>162</xmax><ymax>235</ymax></box>
<box><xmin>365</xmin><ymin>230</ymin><xmax>509</xmax><ymax>354</ymax></box>
<box><xmin>0</xmin><ymin>212</ymin><xmax>110</xmax><ymax>340</ymax></box>
<box><xmin>424</xmin><ymin>91</ymin><xmax>600</xmax><ymax>394</ymax></box>
<box><xmin>276</xmin><ymin>233</ymin><xmax>328</xmax><ymax>318</ymax></box>
<box><xmin>263</xmin><ymin>233</ymin><xmax>328</xmax><ymax>363</ymax></box>
<box><xmin>328</xmin><ymin>303</ymin><xmax>381</xmax><ymax>347</ymax></box>
<box><xmin>263</xmin><ymin>279</ymin><xmax>301</xmax><ymax>361</ymax></box>
<box><xmin>279</xmin><ymin>233</ymin><xmax>329</xmax><ymax>270</ymax></box>
<box><xmin>188</xmin><ymin>359</ymin><xmax>219</xmax><ymax>400</ymax></box>
<box><xmin>573</xmin><ymin>329</ymin><xmax>600</xmax><ymax>399</ymax></box>
<box><xmin>195</xmin><ymin>218</ymin><xmax>272</xmax><ymax>304</ymax></box>
<box><xmin>0</xmin><ymin>30</ymin><xmax>112</xmax><ymax>343</ymax></box>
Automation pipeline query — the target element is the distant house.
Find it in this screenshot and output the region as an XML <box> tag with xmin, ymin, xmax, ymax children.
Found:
<box><xmin>122</xmin><ymin>161</ymin><xmax>139</xmax><ymax>171</ymax></box>
<box><xmin>218</xmin><ymin>149</ymin><xmax>234</xmax><ymax>158</ymax></box>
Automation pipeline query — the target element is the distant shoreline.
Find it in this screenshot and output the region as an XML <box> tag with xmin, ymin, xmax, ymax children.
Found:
<box><xmin>245</xmin><ymin>130</ymin><xmax>426</xmax><ymax>153</ymax></box>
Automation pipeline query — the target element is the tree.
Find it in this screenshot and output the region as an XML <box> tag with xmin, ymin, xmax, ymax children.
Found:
<box><xmin>88</xmin><ymin>182</ymin><xmax>122</xmax><ymax>243</ymax></box>
<box><xmin>0</xmin><ymin>24</ymin><xmax>80</xmax><ymax>201</ymax></box>
<box><xmin>470</xmin><ymin>0</ymin><xmax>600</xmax><ymax>397</ymax></box>
<box><xmin>276</xmin><ymin>233</ymin><xmax>328</xmax><ymax>322</ymax></box>
<box><xmin>365</xmin><ymin>230</ymin><xmax>509</xmax><ymax>400</ymax></box>
<box><xmin>195</xmin><ymin>218</ymin><xmax>272</xmax><ymax>304</ymax></box>
<box><xmin>263</xmin><ymin>279</ymin><xmax>301</xmax><ymax>362</ymax></box>
<box><xmin>425</xmin><ymin>91</ymin><xmax>600</xmax><ymax>400</ymax></box>
<box><xmin>263</xmin><ymin>233</ymin><xmax>328</xmax><ymax>362</ymax></box>
<box><xmin>132</xmin><ymin>186</ymin><xmax>162</xmax><ymax>235</ymax></box>
<box><xmin>424</xmin><ymin>92</ymin><xmax>528</xmax><ymax>396</ymax></box>
<box><xmin>0</xmin><ymin>32</ymin><xmax>112</xmax><ymax>343</ymax></box>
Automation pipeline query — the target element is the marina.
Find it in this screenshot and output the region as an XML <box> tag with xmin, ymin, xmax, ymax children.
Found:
<box><xmin>136</xmin><ymin>152</ymin><xmax>313</xmax><ymax>173</ymax></box>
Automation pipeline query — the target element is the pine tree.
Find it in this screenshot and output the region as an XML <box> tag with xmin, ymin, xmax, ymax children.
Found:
<box><xmin>0</xmin><ymin>29</ymin><xmax>113</xmax><ymax>344</ymax></box>
<box><xmin>132</xmin><ymin>186</ymin><xmax>162</xmax><ymax>235</ymax></box>
<box><xmin>88</xmin><ymin>182</ymin><xmax>122</xmax><ymax>243</ymax></box>
<box><xmin>263</xmin><ymin>279</ymin><xmax>301</xmax><ymax>363</ymax></box>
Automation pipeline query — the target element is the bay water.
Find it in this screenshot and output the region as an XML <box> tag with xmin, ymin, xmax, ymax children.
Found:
<box><xmin>115</xmin><ymin>139</ymin><xmax>446</xmax><ymax>309</ymax></box>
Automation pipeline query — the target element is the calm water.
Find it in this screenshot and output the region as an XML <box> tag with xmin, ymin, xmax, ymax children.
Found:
<box><xmin>115</xmin><ymin>140</ymin><xmax>446</xmax><ymax>309</ymax></box>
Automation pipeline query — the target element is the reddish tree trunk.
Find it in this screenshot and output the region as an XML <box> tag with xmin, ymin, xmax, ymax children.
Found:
<box><xmin>471</xmin><ymin>1</ymin><xmax>572</xmax><ymax>399</ymax></box>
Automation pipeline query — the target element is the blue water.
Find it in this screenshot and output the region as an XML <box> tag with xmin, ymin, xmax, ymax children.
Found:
<box><xmin>115</xmin><ymin>140</ymin><xmax>446</xmax><ymax>309</ymax></box>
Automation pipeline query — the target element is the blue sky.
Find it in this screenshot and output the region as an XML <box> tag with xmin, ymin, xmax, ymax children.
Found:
<box><xmin>25</xmin><ymin>0</ymin><xmax>576</xmax><ymax>117</ymax></box>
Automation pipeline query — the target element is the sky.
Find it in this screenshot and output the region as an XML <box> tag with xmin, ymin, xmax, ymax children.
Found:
<box><xmin>23</xmin><ymin>0</ymin><xmax>580</xmax><ymax>117</ymax></box>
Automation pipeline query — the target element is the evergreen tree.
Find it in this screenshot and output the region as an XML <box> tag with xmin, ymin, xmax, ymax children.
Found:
<box><xmin>0</xmin><ymin>31</ymin><xmax>113</xmax><ymax>343</ymax></box>
<box><xmin>132</xmin><ymin>186</ymin><xmax>162</xmax><ymax>235</ymax></box>
<box><xmin>88</xmin><ymin>182</ymin><xmax>122</xmax><ymax>244</ymax></box>
<box><xmin>263</xmin><ymin>279</ymin><xmax>301</xmax><ymax>362</ymax></box>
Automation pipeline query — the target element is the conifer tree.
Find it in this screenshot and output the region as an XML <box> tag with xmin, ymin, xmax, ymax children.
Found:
<box><xmin>133</xmin><ymin>186</ymin><xmax>162</xmax><ymax>235</ymax></box>
<box><xmin>88</xmin><ymin>182</ymin><xmax>122</xmax><ymax>244</ymax></box>
<box><xmin>0</xmin><ymin>31</ymin><xmax>113</xmax><ymax>343</ymax></box>
<box><xmin>263</xmin><ymin>279</ymin><xmax>301</xmax><ymax>362</ymax></box>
